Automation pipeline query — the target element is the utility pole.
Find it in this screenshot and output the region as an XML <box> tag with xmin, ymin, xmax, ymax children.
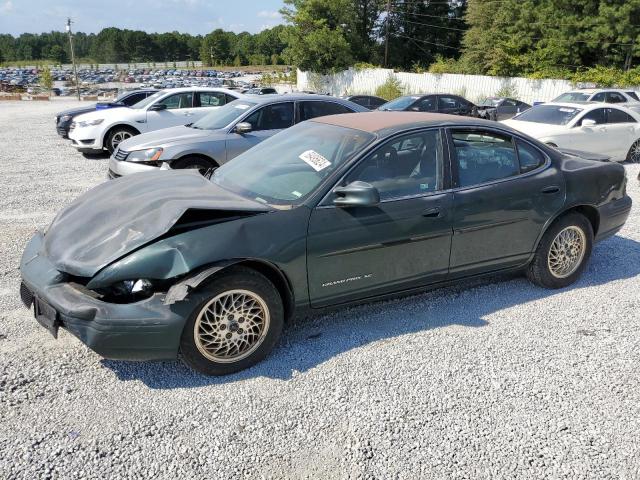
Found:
<box><xmin>66</xmin><ymin>18</ymin><xmax>81</xmax><ymax>101</ymax></box>
<box><xmin>384</xmin><ymin>0</ymin><xmax>391</xmax><ymax>68</ymax></box>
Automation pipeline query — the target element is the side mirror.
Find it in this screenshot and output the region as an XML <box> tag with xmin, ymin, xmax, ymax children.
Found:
<box><xmin>149</xmin><ymin>103</ymin><xmax>167</xmax><ymax>111</ymax></box>
<box><xmin>333</xmin><ymin>181</ymin><xmax>380</xmax><ymax>207</ymax></box>
<box><xmin>581</xmin><ymin>119</ymin><xmax>596</xmax><ymax>127</ymax></box>
<box><xmin>234</xmin><ymin>122</ymin><xmax>252</xmax><ymax>134</ymax></box>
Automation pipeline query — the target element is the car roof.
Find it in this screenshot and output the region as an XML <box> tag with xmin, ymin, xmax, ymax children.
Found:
<box><xmin>159</xmin><ymin>86</ymin><xmax>241</xmax><ymax>95</ymax></box>
<box><xmin>310</xmin><ymin>111</ymin><xmax>495</xmax><ymax>136</ymax></box>
<box><xmin>538</xmin><ymin>101</ymin><xmax>635</xmax><ymax>110</ymax></box>
<box><xmin>246</xmin><ymin>93</ymin><xmax>358</xmax><ymax>104</ymax></box>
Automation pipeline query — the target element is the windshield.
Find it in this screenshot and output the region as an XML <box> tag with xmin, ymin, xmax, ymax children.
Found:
<box><xmin>479</xmin><ymin>98</ymin><xmax>501</xmax><ymax>106</ymax></box>
<box><xmin>191</xmin><ymin>101</ymin><xmax>257</xmax><ymax>130</ymax></box>
<box><xmin>552</xmin><ymin>92</ymin><xmax>590</xmax><ymax>102</ymax></box>
<box><xmin>513</xmin><ymin>105</ymin><xmax>582</xmax><ymax>125</ymax></box>
<box><xmin>212</xmin><ymin>122</ymin><xmax>375</xmax><ymax>206</ymax></box>
<box><xmin>378</xmin><ymin>96</ymin><xmax>420</xmax><ymax>111</ymax></box>
<box><xmin>130</xmin><ymin>91</ymin><xmax>164</xmax><ymax>109</ymax></box>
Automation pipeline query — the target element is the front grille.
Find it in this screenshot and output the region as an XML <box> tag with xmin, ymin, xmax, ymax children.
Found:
<box><xmin>20</xmin><ymin>282</ymin><xmax>33</xmax><ymax>308</ymax></box>
<box><xmin>114</xmin><ymin>148</ymin><xmax>129</xmax><ymax>161</ymax></box>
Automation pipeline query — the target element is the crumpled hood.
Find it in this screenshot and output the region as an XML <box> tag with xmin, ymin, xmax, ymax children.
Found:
<box><xmin>42</xmin><ymin>170</ymin><xmax>271</xmax><ymax>277</ymax></box>
<box><xmin>118</xmin><ymin>125</ymin><xmax>224</xmax><ymax>151</ymax></box>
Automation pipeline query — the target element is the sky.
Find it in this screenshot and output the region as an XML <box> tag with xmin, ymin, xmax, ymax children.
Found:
<box><xmin>0</xmin><ymin>0</ymin><xmax>286</xmax><ymax>36</ymax></box>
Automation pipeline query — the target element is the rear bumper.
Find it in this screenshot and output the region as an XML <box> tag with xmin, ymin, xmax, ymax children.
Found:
<box><xmin>596</xmin><ymin>195</ymin><xmax>632</xmax><ymax>242</ymax></box>
<box><xmin>19</xmin><ymin>232</ymin><xmax>192</xmax><ymax>361</ymax></box>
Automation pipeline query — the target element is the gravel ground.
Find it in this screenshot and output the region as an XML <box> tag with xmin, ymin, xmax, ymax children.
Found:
<box><xmin>1</xmin><ymin>101</ymin><xmax>639</xmax><ymax>479</ymax></box>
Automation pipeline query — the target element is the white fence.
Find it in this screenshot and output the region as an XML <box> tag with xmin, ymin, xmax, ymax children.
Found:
<box><xmin>297</xmin><ymin>68</ymin><xmax>577</xmax><ymax>104</ymax></box>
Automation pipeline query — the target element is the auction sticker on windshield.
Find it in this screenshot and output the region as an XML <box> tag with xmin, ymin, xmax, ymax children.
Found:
<box><xmin>299</xmin><ymin>150</ymin><xmax>331</xmax><ymax>172</ymax></box>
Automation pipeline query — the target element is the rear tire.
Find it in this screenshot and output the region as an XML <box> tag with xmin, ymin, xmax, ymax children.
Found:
<box><xmin>179</xmin><ymin>267</ymin><xmax>284</xmax><ymax>376</ymax></box>
<box><xmin>626</xmin><ymin>139</ymin><xmax>640</xmax><ymax>163</ymax></box>
<box><xmin>172</xmin><ymin>156</ymin><xmax>217</xmax><ymax>175</ymax></box>
<box><xmin>527</xmin><ymin>213</ymin><xmax>593</xmax><ymax>289</ymax></box>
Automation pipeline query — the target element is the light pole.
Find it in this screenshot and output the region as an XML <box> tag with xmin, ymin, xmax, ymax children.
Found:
<box><xmin>66</xmin><ymin>18</ymin><xmax>81</xmax><ymax>101</ymax></box>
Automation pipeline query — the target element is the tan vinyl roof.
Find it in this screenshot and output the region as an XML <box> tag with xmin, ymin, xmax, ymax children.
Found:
<box><xmin>310</xmin><ymin>111</ymin><xmax>482</xmax><ymax>133</ymax></box>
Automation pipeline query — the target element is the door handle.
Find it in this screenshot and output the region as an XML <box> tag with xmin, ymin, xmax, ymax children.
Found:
<box><xmin>541</xmin><ymin>185</ymin><xmax>560</xmax><ymax>194</ymax></box>
<box><xmin>422</xmin><ymin>207</ymin><xmax>441</xmax><ymax>218</ymax></box>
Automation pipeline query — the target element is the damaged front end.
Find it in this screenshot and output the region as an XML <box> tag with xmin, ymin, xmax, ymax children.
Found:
<box><xmin>19</xmin><ymin>170</ymin><xmax>276</xmax><ymax>361</ymax></box>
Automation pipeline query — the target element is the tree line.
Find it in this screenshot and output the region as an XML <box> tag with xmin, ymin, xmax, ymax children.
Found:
<box><xmin>2</xmin><ymin>0</ymin><xmax>640</xmax><ymax>82</ymax></box>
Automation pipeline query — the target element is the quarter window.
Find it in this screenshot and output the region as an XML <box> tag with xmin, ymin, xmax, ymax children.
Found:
<box><xmin>591</xmin><ymin>92</ymin><xmax>606</xmax><ymax>102</ymax></box>
<box><xmin>516</xmin><ymin>140</ymin><xmax>545</xmax><ymax>173</ymax></box>
<box><xmin>452</xmin><ymin>130</ymin><xmax>519</xmax><ymax>187</ymax></box>
<box><xmin>606</xmin><ymin>108</ymin><xmax>636</xmax><ymax>124</ymax></box>
<box><xmin>346</xmin><ymin>130</ymin><xmax>444</xmax><ymax>200</ymax></box>
<box><xmin>244</xmin><ymin>102</ymin><xmax>294</xmax><ymax>130</ymax></box>
<box><xmin>158</xmin><ymin>92</ymin><xmax>193</xmax><ymax>110</ymax></box>
<box><xmin>298</xmin><ymin>101</ymin><xmax>354</xmax><ymax>122</ymax></box>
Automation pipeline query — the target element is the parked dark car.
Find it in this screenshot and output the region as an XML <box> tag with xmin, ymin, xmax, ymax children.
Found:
<box><xmin>54</xmin><ymin>89</ymin><xmax>157</xmax><ymax>138</ymax></box>
<box><xmin>20</xmin><ymin>112</ymin><xmax>631</xmax><ymax>375</ymax></box>
<box><xmin>477</xmin><ymin>97</ymin><xmax>531</xmax><ymax>120</ymax></box>
<box><xmin>342</xmin><ymin>95</ymin><xmax>387</xmax><ymax>110</ymax></box>
<box><xmin>378</xmin><ymin>94</ymin><xmax>497</xmax><ymax>120</ymax></box>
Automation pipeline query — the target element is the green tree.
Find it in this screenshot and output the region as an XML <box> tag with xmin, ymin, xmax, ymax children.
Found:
<box><xmin>40</xmin><ymin>67</ymin><xmax>53</xmax><ymax>94</ymax></box>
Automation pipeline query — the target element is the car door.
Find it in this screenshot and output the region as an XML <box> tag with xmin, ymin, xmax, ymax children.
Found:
<box><xmin>145</xmin><ymin>91</ymin><xmax>196</xmax><ymax>131</ymax></box>
<box><xmin>438</xmin><ymin>95</ymin><xmax>464</xmax><ymax>115</ymax></box>
<box><xmin>568</xmin><ymin>107</ymin><xmax>608</xmax><ymax>155</ymax></box>
<box><xmin>602</xmin><ymin>107</ymin><xmax>638</xmax><ymax>160</ymax></box>
<box><xmin>306</xmin><ymin>128</ymin><xmax>453</xmax><ymax>307</ymax></box>
<box><xmin>224</xmin><ymin>101</ymin><xmax>295</xmax><ymax>161</ymax></box>
<box><xmin>449</xmin><ymin>128</ymin><xmax>565</xmax><ymax>275</ymax></box>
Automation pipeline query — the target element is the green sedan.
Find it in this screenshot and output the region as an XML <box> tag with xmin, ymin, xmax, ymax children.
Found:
<box><xmin>20</xmin><ymin>112</ymin><xmax>632</xmax><ymax>375</ymax></box>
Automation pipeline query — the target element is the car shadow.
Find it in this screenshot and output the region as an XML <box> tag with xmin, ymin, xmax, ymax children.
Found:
<box><xmin>101</xmin><ymin>234</ymin><xmax>640</xmax><ymax>389</ymax></box>
<box><xmin>81</xmin><ymin>151</ymin><xmax>110</xmax><ymax>160</ymax></box>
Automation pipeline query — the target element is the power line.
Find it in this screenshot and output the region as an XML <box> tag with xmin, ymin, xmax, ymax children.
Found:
<box><xmin>394</xmin><ymin>33</ymin><xmax>460</xmax><ymax>50</ymax></box>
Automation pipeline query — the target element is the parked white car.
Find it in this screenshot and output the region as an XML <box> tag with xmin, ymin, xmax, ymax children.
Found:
<box><xmin>502</xmin><ymin>102</ymin><xmax>640</xmax><ymax>162</ymax></box>
<box><xmin>552</xmin><ymin>88</ymin><xmax>640</xmax><ymax>111</ymax></box>
<box><xmin>68</xmin><ymin>87</ymin><xmax>244</xmax><ymax>153</ymax></box>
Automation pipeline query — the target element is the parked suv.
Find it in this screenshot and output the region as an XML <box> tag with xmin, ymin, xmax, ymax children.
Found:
<box><xmin>552</xmin><ymin>89</ymin><xmax>640</xmax><ymax>110</ymax></box>
<box><xmin>69</xmin><ymin>87</ymin><xmax>243</xmax><ymax>153</ymax></box>
<box><xmin>108</xmin><ymin>94</ymin><xmax>368</xmax><ymax>178</ymax></box>
<box><xmin>54</xmin><ymin>89</ymin><xmax>157</xmax><ymax>138</ymax></box>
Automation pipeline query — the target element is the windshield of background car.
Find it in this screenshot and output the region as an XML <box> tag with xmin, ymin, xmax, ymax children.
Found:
<box><xmin>211</xmin><ymin>122</ymin><xmax>375</xmax><ymax>206</ymax></box>
<box><xmin>191</xmin><ymin>101</ymin><xmax>257</xmax><ymax>129</ymax></box>
<box><xmin>479</xmin><ymin>98</ymin><xmax>501</xmax><ymax>106</ymax></box>
<box><xmin>378</xmin><ymin>96</ymin><xmax>420</xmax><ymax>111</ymax></box>
<box><xmin>513</xmin><ymin>105</ymin><xmax>582</xmax><ymax>125</ymax></box>
<box><xmin>130</xmin><ymin>91</ymin><xmax>164</xmax><ymax>109</ymax></box>
<box><xmin>552</xmin><ymin>92</ymin><xmax>590</xmax><ymax>102</ymax></box>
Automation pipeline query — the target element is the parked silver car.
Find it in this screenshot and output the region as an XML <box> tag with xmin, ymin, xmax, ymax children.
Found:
<box><xmin>108</xmin><ymin>94</ymin><xmax>369</xmax><ymax>178</ymax></box>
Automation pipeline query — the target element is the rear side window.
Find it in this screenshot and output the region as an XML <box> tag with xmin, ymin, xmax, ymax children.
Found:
<box><xmin>607</xmin><ymin>108</ymin><xmax>636</xmax><ymax>123</ymax></box>
<box><xmin>626</xmin><ymin>91</ymin><xmax>639</xmax><ymax>101</ymax></box>
<box><xmin>516</xmin><ymin>140</ymin><xmax>545</xmax><ymax>173</ymax></box>
<box><xmin>607</xmin><ymin>92</ymin><xmax>627</xmax><ymax>103</ymax></box>
<box><xmin>198</xmin><ymin>92</ymin><xmax>226</xmax><ymax>107</ymax></box>
<box><xmin>591</xmin><ymin>92</ymin><xmax>606</xmax><ymax>102</ymax></box>
<box><xmin>244</xmin><ymin>102</ymin><xmax>294</xmax><ymax>130</ymax></box>
<box><xmin>452</xmin><ymin>130</ymin><xmax>519</xmax><ymax>187</ymax></box>
<box><xmin>158</xmin><ymin>92</ymin><xmax>193</xmax><ymax>110</ymax></box>
<box><xmin>298</xmin><ymin>101</ymin><xmax>354</xmax><ymax>122</ymax></box>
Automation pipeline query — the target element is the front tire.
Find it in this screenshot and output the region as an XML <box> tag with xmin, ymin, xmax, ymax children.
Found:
<box><xmin>105</xmin><ymin>126</ymin><xmax>137</xmax><ymax>153</ymax></box>
<box><xmin>527</xmin><ymin>213</ymin><xmax>593</xmax><ymax>289</ymax></box>
<box><xmin>179</xmin><ymin>267</ymin><xmax>284</xmax><ymax>375</ymax></box>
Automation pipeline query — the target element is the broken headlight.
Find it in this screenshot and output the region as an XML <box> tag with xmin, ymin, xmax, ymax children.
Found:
<box><xmin>97</xmin><ymin>279</ymin><xmax>155</xmax><ymax>303</ymax></box>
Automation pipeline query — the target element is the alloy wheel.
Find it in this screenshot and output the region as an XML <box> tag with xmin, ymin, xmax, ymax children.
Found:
<box><xmin>110</xmin><ymin>131</ymin><xmax>132</xmax><ymax>150</ymax></box>
<box><xmin>629</xmin><ymin>140</ymin><xmax>640</xmax><ymax>163</ymax></box>
<box><xmin>547</xmin><ymin>226</ymin><xmax>587</xmax><ymax>278</ymax></box>
<box><xmin>193</xmin><ymin>289</ymin><xmax>270</xmax><ymax>363</ymax></box>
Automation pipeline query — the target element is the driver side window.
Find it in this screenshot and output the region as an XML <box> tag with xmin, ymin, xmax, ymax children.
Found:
<box><xmin>346</xmin><ymin>130</ymin><xmax>444</xmax><ymax>201</ymax></box>
<box><xmin>244</xmin><ymin>102</ymin><xmax>294</xmax><ymax>131</ymax></box>
<box><xmin>158</xmin><ymin>92</ymin><xmax>193</xmax><ymax>110</ymax></box>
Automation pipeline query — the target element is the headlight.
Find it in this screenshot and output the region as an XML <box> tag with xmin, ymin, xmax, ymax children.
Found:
<box><xmin>77</xmin><ymin>118</ymin><xmax>104</xmax><ymax>127</ymax></box>
<box><xmin>127</xmin><ymin>147</ymin><xmax>164</xmax><ymax>164</ymax></box>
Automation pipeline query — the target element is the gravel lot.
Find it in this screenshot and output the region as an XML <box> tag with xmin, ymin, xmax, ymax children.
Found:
<box><xmin>1</xmin><ymin>100</ymin><xmax>639</xmax><ymax>479</ymax></box>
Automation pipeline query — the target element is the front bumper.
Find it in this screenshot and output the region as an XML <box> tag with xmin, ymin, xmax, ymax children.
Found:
<box><xmin>68</xmin><ymin>124</ymin><xmax>103</xmax><ymax>150</ymax></box>
<box><xmin>108</xmin><ymin>156</ymin><xmax>159</xmax><ymax>179</ymax></box>
<box><xmin>19</xmin><ymin>232</ymin><xmax>194</xmax><ymax>361</ymax></box>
